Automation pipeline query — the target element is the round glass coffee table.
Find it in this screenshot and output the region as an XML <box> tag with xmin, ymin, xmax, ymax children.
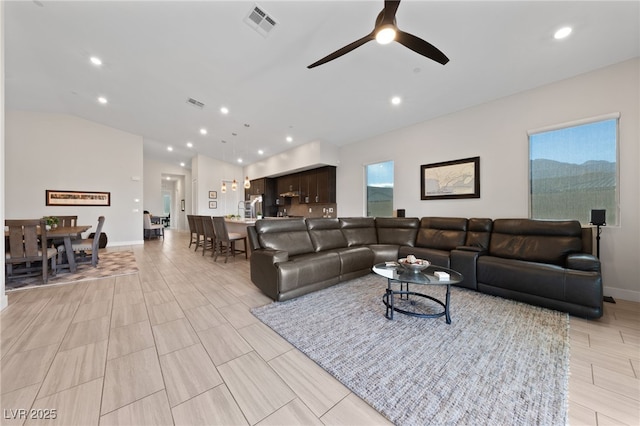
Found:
<box><xmin>373</xmin><ymin>262</ymin><xmax>463</xmax><ymax>324</ymax></box>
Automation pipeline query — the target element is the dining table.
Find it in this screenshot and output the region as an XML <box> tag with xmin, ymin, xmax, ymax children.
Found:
<box><xmin>47</xmin><ymin>225</ymin><xmax>92</xmax><ymax>272</ymax></box>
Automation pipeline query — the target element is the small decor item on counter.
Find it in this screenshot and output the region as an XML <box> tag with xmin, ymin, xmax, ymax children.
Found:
<box><xmin>43</xmin><ymin>216</ymin><xmax>59</xmax><ymax>230</ymax></box>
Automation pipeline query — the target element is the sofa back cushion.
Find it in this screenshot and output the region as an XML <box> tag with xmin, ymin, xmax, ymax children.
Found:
<box><xmin>375</xmin><ymin>217</ymin><xmax>419</xmax><ymax>246</ymax></box>
<box><xmin>255</xmin><ymin>218</ymin><xmax>314</xmax><ymax>256</ymax></box>
<box><xmin>465</xmin><ymin>218</ymin><xmax>493</xmax><ymax>249</ymax></box>
<box><xmin>489</xmin><ymin>219</ymin><xmax>583</xmax><ymax>265</ymax></box>
<box><xmin>306</xmin><ymin>218</ymin><xmax>347</xmax><ymax>252</ymax></box>
<box><xmin>416</xmin><ymin>217</ymin><xmax>468</xmax><ymax>250</ymax></box>
<box><xmin>339</xmin><ymin>217</ymin><xmax>377</xmax><ymax>247</ymax></box>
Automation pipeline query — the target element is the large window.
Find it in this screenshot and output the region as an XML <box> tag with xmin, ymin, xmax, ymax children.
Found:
<box><xmin>529</xmin><ymin>116</ymin><xmax>618</xmax><ymax>225</ymax></box>
<box><xmin>366</xmin><ymin>161</ymin><xmax>394</xmax><ymax>217</ymax></box>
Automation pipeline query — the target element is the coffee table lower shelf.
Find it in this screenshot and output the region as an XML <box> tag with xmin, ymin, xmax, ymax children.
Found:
<box><xmin>382</xmin><ymin>283</ymin><xmax>452</xmax><ymax>324</ymax></box>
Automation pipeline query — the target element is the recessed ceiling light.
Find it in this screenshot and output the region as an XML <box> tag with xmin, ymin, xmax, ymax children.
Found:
<box><xmin>220</xmin><ymin>106</ymin><xmax>229</xmax><ymax>114</ymax></box>
<box><xmin>97</xmin><ymin>96</ymin><xmax>107</xmax><ymax>104</ymax></box>
<box><xmin>167</xmin><ymin>146</ymin><xmax>173</xmax><ymax>152</ymax></box>
<box><xmin>258</xmin><ymin>149</ymin><xmax>264</xmax><ymax>155</ymax></box>
<box><xmin>391</xmin><ymin>96</ymin><xmax>402</xmax><ymax>105</ymax></box>
<box><xmin>554</xmin><ymin>27</ymin><xmax>572</xmax><ymax>40</ymax></box>
<box><xmin>186</xmin><ymin>142</ymin><xmax>193</xmax><ymax>148</ymax></box>
<box><xmin>180</xmin><ymin>162</ymin><xmax>185</xmax><ymax>167</ymax></box>
<box><xmin>166</xmin><ymin>177</ymin><xmax>171</xmax><ymax>181</ymax></box>
<box><xmin>286</xmin><ymin>136</ymin><xmax>293</xmax><ymax>143</ymax></box>
<box><xmin>200</xmin><ymin>128</ymin><xmax>207</xmax><ymax>135</ymax></box>
<box><xmin>90</xmin><ymin>56</ymin><xmax>102</xmax><ymax>66</ymax></box>
<box><xmin>237</xmin><ymin>158</ymin><xmax>243</xmax><ymax>163</ymax></box>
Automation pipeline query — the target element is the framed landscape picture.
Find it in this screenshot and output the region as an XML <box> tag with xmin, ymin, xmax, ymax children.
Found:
<box><xmin>209</xmin><ymin>201</ymin><xmax>217</xmax><ymax>209</ymax></box>
<box><xmin>209</xmin><ymin>191</ymin><xmax>217</xmax><ymax>199</ymax></box>
<box><xmin>46</xmin><ymin>190</ymin><xmax>111</xmax><ymax>206</ymax></box>
<box><xmin>420</xmin><ymin>157</ymin><xmax>480</xmax><ymax>200</ymax></box>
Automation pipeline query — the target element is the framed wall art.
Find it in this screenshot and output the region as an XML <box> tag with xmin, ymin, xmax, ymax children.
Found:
<box><xmin>209</xmin><ymin>201</ymin><xmax>217</xmax><ymax>209</ymax></box>
<box><xmin>46</xmin><ymin>190</ymin><xmax>111</xmax><ymax>206</ymax></box>
<box><xmin>209</xmin><ymin>191</ymin><xmax>217</xmax><ymax>199</ymax></box>
<box><xmin>420</xmin><ymin>157</ymin><xmax>480</xmax><ymax>200</ymax></box>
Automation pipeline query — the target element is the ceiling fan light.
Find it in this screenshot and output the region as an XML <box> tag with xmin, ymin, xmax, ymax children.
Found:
<box><xmin>375</xmin><ymin>25</ymin><xmax>396</xmax><ymax>45</ymax></box>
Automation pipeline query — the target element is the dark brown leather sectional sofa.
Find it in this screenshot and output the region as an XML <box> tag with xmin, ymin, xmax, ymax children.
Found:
<box><xmin>247</xmin><ymin>217</ymin><xmax>603</xmax><ymax>318</ymax></box>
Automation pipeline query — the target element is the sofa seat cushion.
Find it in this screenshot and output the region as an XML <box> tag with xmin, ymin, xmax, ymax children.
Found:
<box><xmin>335</xmin><ymin>246</ymin><xmax>375</xmax><ymax>275</ymax></box>
<box><xmin>278</xmin><ymin>251</ymin><xmax>341</xmax><ymax>294</ymax></box>
<box><xmin>399</xmin><ymin>246</ymin><xmax>450</xmax><ymax>268</ymax></box>
<box><xmin>477</xmin><ymin>256</ymin><xmax>568</xmax><ymax>301</ymax></box>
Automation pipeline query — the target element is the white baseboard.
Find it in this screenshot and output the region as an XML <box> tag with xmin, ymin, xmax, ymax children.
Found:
<box><xmin>106</xmin><ymin>240</ymin><xmax>145</xmax><ymax>247</ymax></box>
<box><xmin>603</xmin><ymin>286</ymin><xmax>640</xmax><ymax>303</ymax></box>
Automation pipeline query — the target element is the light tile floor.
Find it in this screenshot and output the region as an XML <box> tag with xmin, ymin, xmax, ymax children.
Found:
<box><xmin>1</xmin><ymin>230</ymin><xmax>638</xmax><ymax>425</ymax></box>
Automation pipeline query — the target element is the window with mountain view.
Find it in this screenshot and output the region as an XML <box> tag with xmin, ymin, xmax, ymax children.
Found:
<box><xmin>366</xmin><ymin>161</ymin><xmax>394</xmax><ymax>217</ymax></box>
<box><xmin>529</xmin><ymin>117</ymin><xmax>618</xmax><ymax>225</ymax></box>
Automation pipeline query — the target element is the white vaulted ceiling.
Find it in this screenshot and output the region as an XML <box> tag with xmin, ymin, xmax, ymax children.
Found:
<box><xmin>5</xmin><ymin>1</ymin><xmax>639</xmax><ymax>168</ymax></box>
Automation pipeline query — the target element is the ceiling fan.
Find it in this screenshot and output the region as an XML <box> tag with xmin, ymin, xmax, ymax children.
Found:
<box><xmin>307</xmin><ymin>0</ymin><xmax>449</xmax><ymax>69</ymax></box>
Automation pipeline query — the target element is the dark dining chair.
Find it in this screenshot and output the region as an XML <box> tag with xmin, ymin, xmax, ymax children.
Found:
<box><xmin>56</xmin><ymin>215</ymin><xmax>78</xmax><ymax>228</ymax></box>
<box><xmin>212</xmin><ymin>216</ymin><xmax>247</xmax><ymax>263</ymax></box>
<box><xmin>193</xmin><ymin>215</ymin><xmax>205</xmax><ymax>252</ymax></box>
<box><xmin>187</xmin><ymin>215</ymin><xmax>198</xmax><ymax>248</ymax></box>
<box><xmin>57</xmin><ymin>216</ymin><xmax>105</xmax><ymax>267</ymax></box>
<box><xmin>5</xmin><ymin>219</ymin><xmax>57</xmax><ymax>284</ymax></box>
<box><xmin>50</xmin><ymin>215</ymin><xmax>79</xmax><ymax>247</ymax></box>
<box><xmin>201</xmin><ymin>216</ymin><xmax>217</xmax><ymax>256</ymax></box>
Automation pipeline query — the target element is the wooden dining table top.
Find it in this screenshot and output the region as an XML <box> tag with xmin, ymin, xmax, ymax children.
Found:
<box><xmin>5</xmin><ymin>225</ymin><xmax>92</xmax><ymax>237</ymax></box>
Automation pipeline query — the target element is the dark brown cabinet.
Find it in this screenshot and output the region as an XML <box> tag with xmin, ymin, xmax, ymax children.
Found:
<box><xmin>249</xmin><ymin>178</ymin><xmax>265</xmax><ymax>196</ymax></box>
<box><xmin>300</xmin><ymin>166</ymin><xmax>336</xmax><ymax>204</ymax></box>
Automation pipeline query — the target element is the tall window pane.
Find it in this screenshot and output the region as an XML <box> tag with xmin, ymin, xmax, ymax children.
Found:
<box><xmin>366</xmin><ymin>161</ymin><xmax>394</xmax><ymax>217</ymax></box>
<box><xmin>529</xmin><ymin>118</ymin><xmax>618</xmax><ymax>225</ymax></box>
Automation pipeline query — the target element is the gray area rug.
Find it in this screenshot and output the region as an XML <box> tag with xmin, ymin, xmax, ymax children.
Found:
<box><xmin>252</xmin><ymin>274</ymin><xmax>569</xmax><ymax>425</ymax></box>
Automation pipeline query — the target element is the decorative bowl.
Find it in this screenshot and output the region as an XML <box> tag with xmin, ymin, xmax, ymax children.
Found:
<box><xmin>398</xmin><ymin>258</ymin><xmax>430</xmax><ymax>273</ymax></box>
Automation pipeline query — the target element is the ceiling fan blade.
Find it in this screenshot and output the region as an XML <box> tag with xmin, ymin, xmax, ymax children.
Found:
<box><xmin>396</xmin><ymin>29</ymin><xmax>449</xmax><ymax>65</ymax></box>
<box><xmin>307</xmin><ymin>33</ymin><xmax>375</xmax><ymax>69</ymax></box>
<box><xmin>381</xmin><ymin>0</ymin><xmax>400</xmax><ymax>25</ymax></box>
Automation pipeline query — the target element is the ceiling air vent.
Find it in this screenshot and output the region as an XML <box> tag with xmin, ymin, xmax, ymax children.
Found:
<box><xmin>186</xmin><ymin>97</ymin><xmax>205</xmax><ymax>109</ymax></box>
<box><xmin>244</xmin><ymin>4</ymin><xmax>277</xmax><ymax>38</ymax></box>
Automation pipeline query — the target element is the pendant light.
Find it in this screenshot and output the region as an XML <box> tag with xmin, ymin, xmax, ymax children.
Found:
<box><xmin>221</xmin><ymin>181</ymin><xmax>227</xmax><ymax>193</ymax></box>
<box><xmin>244</xmin><ymin>176</ymin><xmax>251</xmax><ymax>189</ymax></box>
<box><xmin>231</xmin><ymin>179</ymin><xmax>237</xmax><ymax>191</ymax></box>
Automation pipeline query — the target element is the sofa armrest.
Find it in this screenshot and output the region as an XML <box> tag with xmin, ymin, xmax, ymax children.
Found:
<box><xmin>566</xmin><ymin>253</ymin><xmax>601</xmax><ymax>272</ymax></box>
<box><xmin>250</xmin><ymin>249</ymin><xmax>289</xmax><ymax>300</ymax></box>
<box><xmin>450</xmin><ymin>248</ymin><xmax>481</xmax><ymax>290</ymax></box>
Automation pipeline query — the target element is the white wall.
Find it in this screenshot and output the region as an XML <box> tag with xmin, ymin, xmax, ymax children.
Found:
<box><xmin>193</xmin><ymin>154</ymin><xmax>244</xmax><ymax>216</ymax></box>
<box><xmin>245</xmin><ymin>140</ymin><xmax>340</xmax><ymax>179</ymax></box>
<box><xmin>338</xmin><ymin>59</ymin><xmax>640</xmax><ymax>302</ymax></box>
<box><xmin>5</xmin><ymin>111</ymin><xmax>145</xmax><ymax>246</ymax></box>
<box><xmin>143</xmin><ymin>157</ymin><xmax>191</xmax><ymax>230</ymax></box>
<box><xmin>1</xmin><ymin>2</ymin><xmax>7</xmax><ymax>311</ymax></box>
